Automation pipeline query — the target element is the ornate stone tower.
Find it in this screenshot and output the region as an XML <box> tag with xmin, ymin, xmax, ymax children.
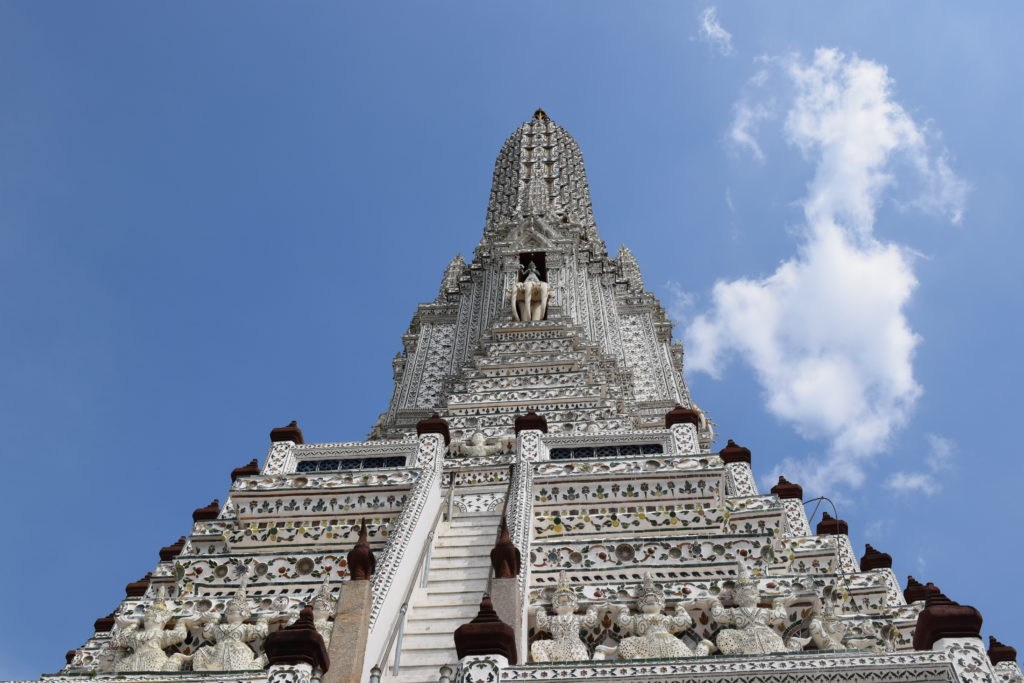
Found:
<box><xmin>373</xmin><ymin>109</ymin><xmax>706</xmax><ymax>444</ymax></box>
<box><xmin>35</xmin><ymin>112</ymin><xmax>1019</xmax><ymax>683</ymax></box>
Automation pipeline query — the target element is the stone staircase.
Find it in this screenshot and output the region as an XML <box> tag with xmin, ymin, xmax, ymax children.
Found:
<box><xmin>386</xmin><ymin>510</ymin><xmax>501</xmax><ymax>683</ymax></box>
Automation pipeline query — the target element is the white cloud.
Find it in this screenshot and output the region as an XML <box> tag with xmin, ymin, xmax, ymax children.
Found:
<box><xmin>663</xmin><ymin>280</ymin><xmax>697</xmax><ymax>324</ymax></box>
<box><xmin>729</xmin><ymin>101</ymin><xmax>771</xmax><ymax>162</ymax></box>
<box><xmin>924</xmin><ymin>433</ymin><xmax>954</xmax><ymax>471</ymax></box>
<box><xmin>886</xmin><ymin>433</ymin><xmax>955</xmax><ymax>496</ymax></box>
<box><xmin>886</xmin><ymin>471</ymin><xmax>940</xmax><ymax>496</ymax></box>
<box><xmin>698</xmin><ymin>7</ymin><xmax>734</xmax><ymax>56</ymax></box>
<box><xmin>864</xmin><ymin>519</ymin><xmax>891</xmax><ymax>540</ymax></box>
<box><xmin>688</xmin><ymin>49</ymin><xmax>968</xmax><ymax>493</ymax></box>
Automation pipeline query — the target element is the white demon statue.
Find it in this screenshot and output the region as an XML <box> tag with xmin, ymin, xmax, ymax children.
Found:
<box><xmin>530</xmin><ymin>571</ymin><xmax>603</xmax><ymax>662</ymax></box>
<box><xmin>613</xmin><ymin>572</ymin><xmax>715</xmax><ymax>659</ymax></box>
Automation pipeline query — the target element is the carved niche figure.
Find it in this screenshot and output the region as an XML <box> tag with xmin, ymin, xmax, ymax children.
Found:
<box><xmin>808</xmin><ymin>586</ymin><xmax>848</xmax><ymax>650</ymax></box>
<box><xmin>189</xmin><ymin>582</ymin><xmax>269</xmax><ymax>671</ymax></box>
<box><xmin>452</xmin><ymin>431</ymin><xmax>515</xmax><ymax>458</ymax></box>
<box><xmin>308</xmin><ymin>575</ymin><xmax>337</xmax><ymax>645</ymax></box>
<box><xmin>614</xmin><ymin>572</ymin><xmax>715</xmax><ymax>659</ymax></box>
<box><xmin>511</xmin><ymin>261</ymin><xmax>551</xmax><ymax>322</ymax></box>
<box><xmin>530</xmin><ymin>571</ymin><xmax>602</xmax><ymax>662</ymax></box>
<box><xmin>110</xmin><ymin>592</ymin><xmax>189</xmax><ymax>672</ymax></box>
<box><xmin>709</xmin><ymin>562</ymin><xmax>809</xmax><ymax>655</ymax></box>
<box><xmin>807</xmin><ymin>586</ymin><xmax>879</xmax><ymax>651</ymax></box>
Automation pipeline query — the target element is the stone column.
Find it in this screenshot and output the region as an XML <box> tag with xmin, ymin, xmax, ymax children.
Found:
<box><xmin>935</xmin><ymin>638</ymin><xmax>1000</xmax><ymax>683</ymax></box>
<box><xmin>988</xmin><ymin>637</ymin><xmax>1023</xmax><ymax>683</ymax></box>
<box><xmin>263</xmin><ymin>421</ymin><xmax>305</xmax><ymax>474</ymax></box>
<box><xmin>719</xmin><ymin>440</ymin><xmax>758</xmax><ymax>496</ymax></box>
<box><xmin>914</xmin><ymin>590</ymin><xmax>998</xmax><ymax>683</ymax></box>
<box><xmin>454</xmin><ymin>595</ymin><xmax>517</xmax><ymax>676</ymax></box>
<box><xmin>323</xmin><ymin>580</ymin><xmax>372</xmax><ymax>683</ymax></box>
<box><xmin>815</xmin><ymin>512</ymin><xmax>858</xmax><ymax>573</ymax></box>
<box><xmin>456</xmin><ymin>655</ymin><xmax>508</xmax><ymax>683</ymax></box>
<box><xmin>665</xmin><ymin>405</ymin><xmax>700</xmax><ymax>455</ymax></box>
<box><xmin>770</xmin><ymin>476</ymin><xmax>810</xmax><ymax>537</ymax></box>
<box><xmin>267</xmin><ymin>663</ymin><xmax>317</xmax><ymax>683</ymax></box>
<box><xmin>264</xmin><ymin>607</ymin><xmax>330</xmax><ymax>683</ymax></box>
<box><xmin>859</xmin><ymin>544</ymin><xmax>904</xmax><ymax>608</ymax></box>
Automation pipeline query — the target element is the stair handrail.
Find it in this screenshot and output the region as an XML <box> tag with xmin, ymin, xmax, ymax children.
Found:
<box><xmin>376</xmin><ymin>479</ymin><xmax>455</xmax><ymax>677</ymax></box>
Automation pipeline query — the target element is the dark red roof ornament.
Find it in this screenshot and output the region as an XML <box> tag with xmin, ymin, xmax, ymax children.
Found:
<box><xmin>453</xmin><ymin>595</ymin><xmax>518</xmax><ymax>664</ymax></box>
<box><xmin>263</xmin><ymin>605</ymin><xmax>330</xmax><ymax>672</ymax></box>
<box><xmin>988</xmin><ymin>636</ymin><xmax>1017</xmax><ymax>665</ymax></box>
<box><xmin>904</xmin><ymin>576</ymin><xmax>938</xmax><ymax>603</ymax></box>
<box><xmin>665</xmin><ymin>404</ymin><xmax>700</xmax><ymax>428</ymax></box>
<box><xmin>159</xmin><ymin>536</ymin><xmax>187</xmax><ymax>562</ymax></box>
<box><xmin>913</xmin><ymin>590</ymin><xmax>983</xmax><ymax>651</ymax></box>
<box><xmin>815</xmin><ymin>511</ymin><xmax>848</xmax><ymax>535</ymax></box>
<box><xmin>192</xmin><ymin>499</ymin><xmax>220</xmax><ymax>522</ymax></box>
<box><xmin>719</xmin><ymin>439</ymin><xmax>751</xmax><ymax>464</ymax></box>
<box><xmin>94</xmin><ymin>610</ymin><xmax>117</xmax><ymax>633</ymax></box>
<box><xmin>231</xmin><ymin>459</ymin><xmax>261</xmax><ymax>482</ymax></box>
<box><xmin>859</xmin><ymin>544</ymin><xmax>893</xmax><ymax>571</ymax></box>
<box><xmin>770</xmin><ymin>476</ymin><xmax>802</xmax><ymax>500</ymax></box>
<box><xmin>490</xmin><ymin>517</ymin><xmax>521</xmax><ymax>578</ymax></box>
<box><xmin>514</xmin><ymin>410</ymin><xmax>548</xmax><ymax>434</ymax></box>
<box><xmin>416</xmin><ymin>413</ymin><xmax>451</xmax><ymax>445</ymax></box>
<box><xmin>270</xmin><ymin>420</ymin><xmax>304</xmax><ymax>444</ymax></box>
<box><xmin>347</xmin><ymin>519</ymin><xmax>376</xmax><ymax>581</ymax></box>
<box><xmin>125</xmin><ymin>573</ymin><xmax>152</xmax><ymax>597</ymax></box>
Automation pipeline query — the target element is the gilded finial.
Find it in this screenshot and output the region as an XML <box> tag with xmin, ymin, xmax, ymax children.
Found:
<box><xmin>533</xmin><ymin>109</ymin><xmax>549</xmax><ymax>121</ymax></box>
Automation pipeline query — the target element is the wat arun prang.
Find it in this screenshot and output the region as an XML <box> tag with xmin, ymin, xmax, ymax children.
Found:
<box><xmin>34</xmin><ymin>111</ymin><xmax>1021</xmax><ymax>683</ymax></box>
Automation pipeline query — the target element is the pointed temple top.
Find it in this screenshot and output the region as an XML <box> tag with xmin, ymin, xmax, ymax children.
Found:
<box><xmin>485</xmin><ymin>110</ymin><xmax>597</xmax><ymax>233</ymax></box>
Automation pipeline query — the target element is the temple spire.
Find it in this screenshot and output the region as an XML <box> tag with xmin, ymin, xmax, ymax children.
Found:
<box><xmin>485</xmin><ymin>111</ymin><xmax>596</xmax><ymax>232</ymax></box>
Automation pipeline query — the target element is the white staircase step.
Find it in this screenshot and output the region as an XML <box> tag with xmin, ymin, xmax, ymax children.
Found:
<box><xmin>408</xmin><ymin>603</ymin><xmax>480</xmax><ymax>619</ymax></box>
<box><xmin>394</xmin><ymin>647</ymin><xmax>452</xmax><ymax>667</ymax></box>
<box><xmin>436</xmin><ymin>532</ymin><xmax>497</xmax><ymax>546</ymax></box>
<box><xmin>405</xmin><ymin>615</ymin><xmax>470</xmax><ymax>634</ymax></box>
<box><xmin>441</xmin><ymin>524</ymin><xmax>500</xmax><ymax>538</ymax></box>
<box><xmin>433</xmin><ymin>543</ymin><xmax>492</xmax><ymax>557</ymax></box>
<box><xmin>401</xmin><ymin>633</ymin><xmax>458</xmax><ymax>650</ymax></box>
<box><xmin>426</xmin><ymin>566</ymin><xmax>493</xmax><ymax>582</ymax></box>
<box><xmin>450</xmin><ymin>515</ymin><xmax>502</xmax><ymax>526</ymax></box>
<box><xmin>425</xmin><ymin>578</ymin><xmax>489</xmax><ymax>595</ymax></box>
<box><xmin>430</xmin><ymin>555</ymin><xmax>491</xmax><ymax>569</ymax></box>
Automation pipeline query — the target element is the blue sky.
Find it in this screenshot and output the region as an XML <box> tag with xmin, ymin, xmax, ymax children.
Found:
<box><xmin>0</xmin><ymin>1</ymin><xmax>1021</xmax><ymax>676</ymax></box>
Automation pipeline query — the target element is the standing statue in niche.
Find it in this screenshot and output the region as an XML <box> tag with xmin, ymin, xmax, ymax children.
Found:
<box><xmin>709</xmin><ymin>562</ymin><xmax>810</xmax><ymax>655</ymax></box>
<box><xmin>110</xmin><ymin>591</ymin><xmax>189</xmax><ymax>672</ymax></box>
<box><xmin>529</xmin><ymin>571</ymin><xmax>603</xmax><ymax>662</ymax></box>
<box><xmin>511</xmin><ymin>260</ymin><xmax>551</xmax><ymax>322</ymax></box>
<box><xmin>189</xmin><ymin>581</ymin><xmax>269</xmax><ymax>671</ymax></box>
<box><xmin>613</xmin><ymin>572</ymin><xmax>715</xmax><ymax>659</ymax></box>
